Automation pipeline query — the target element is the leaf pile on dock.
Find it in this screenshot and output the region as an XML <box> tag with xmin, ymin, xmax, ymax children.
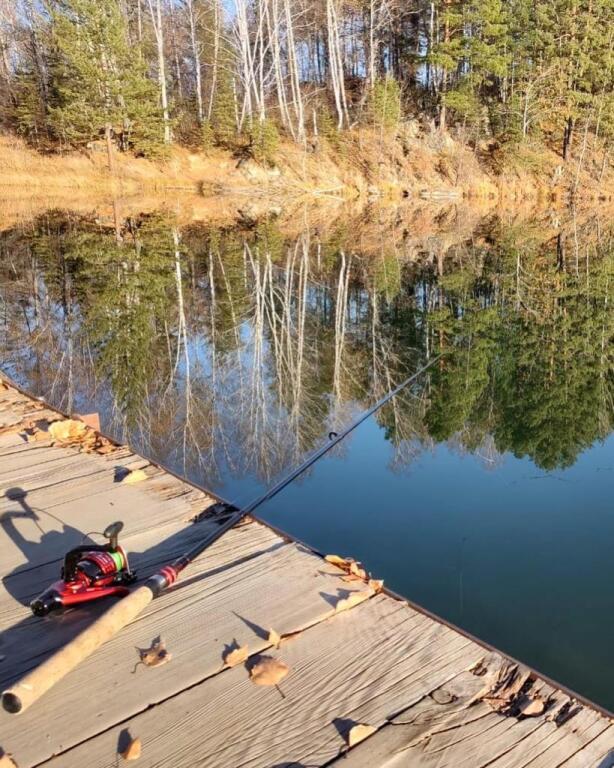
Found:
<box><xmin>19</xmin><ymin>417</ymin><xmax>119</xmax><ymax>455</ymax></box>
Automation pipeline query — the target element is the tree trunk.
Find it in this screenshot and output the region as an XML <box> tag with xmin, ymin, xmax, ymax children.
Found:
<box><xmin>187</xmin><ymin>0</ymin><xmax>203</xmax><ymax>123</ymax></box>
<box><xmin>283</xmin><ymin>0</ymin><xmax>305</xmax><ymax>141</ymax></box>
<box><xmin>147</xmin><ymin>0</ymin><xmax>171</xmax><ymax>143</ymax></box>
<box><xmin>327</xmin><ymin>0</ymin><xmax>349</xmax><ymax>129</ymax></box>
<box><xmin>105</xmin><ymin>123</ymin><xmax>115</xmax><ymax>172</ymax></box>
<box><xmin>563</xmin><ymin>117</ymin><xmax>574</xmax><ymax>161</ymax></box>
<box><xmin>439</xmin><ymin>2</ymin><xmax>450</xmax><ymax>131</ymax></box>
<box><xmin>207</xmin><ymin>0</ymin><xmax>220</xmax><ymax>120</ymax></box>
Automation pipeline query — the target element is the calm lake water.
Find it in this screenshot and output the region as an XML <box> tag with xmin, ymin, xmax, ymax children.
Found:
<box><xmin>1</xmin><ymin>206</ymin><xmax>612</xmax><ymax>710</ymax></box>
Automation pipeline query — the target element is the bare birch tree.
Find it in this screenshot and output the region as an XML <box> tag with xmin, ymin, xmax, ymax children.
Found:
<box><xmin>147</xmin><ymin>0</ymin><xmax>172</xmax><ymax>142</ymax></box>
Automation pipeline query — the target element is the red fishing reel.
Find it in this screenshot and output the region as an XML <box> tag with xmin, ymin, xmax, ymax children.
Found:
<box><xmin>30</xmin><ymin>522</ymin><xmax>137</xmax><ymax>617</ymax></box>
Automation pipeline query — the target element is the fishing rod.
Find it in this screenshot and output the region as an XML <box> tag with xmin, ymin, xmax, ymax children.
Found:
<box><xmin>2</xmin><ymin>354</ymin><xmax>441</xmax><ymax>715</ymax></box>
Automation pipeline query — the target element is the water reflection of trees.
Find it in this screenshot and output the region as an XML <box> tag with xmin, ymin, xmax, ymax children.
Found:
<box><xmin>0</xmin><ymin>211</ymin><xmax>611</xmax><ymax>491</ymax></box>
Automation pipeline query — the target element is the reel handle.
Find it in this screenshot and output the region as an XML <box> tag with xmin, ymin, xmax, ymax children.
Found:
<box><xmin>103</xmin><ymin>521</ymin><xmax>124</xmax><ymax>549</ymax></box>
<box><xmin>3</xmin><ymin>585</ymin><xmax>154</xmax><ymax>714</ymax></box>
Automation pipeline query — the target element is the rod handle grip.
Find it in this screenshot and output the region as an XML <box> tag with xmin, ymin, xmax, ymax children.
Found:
<box><xmin>2</xmin><ymin>585</ymin><xmax>154</xmax><ymax>715</ymax></box>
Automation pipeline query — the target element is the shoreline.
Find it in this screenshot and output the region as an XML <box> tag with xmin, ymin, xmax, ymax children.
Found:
<box><xmin>1</xmin><ymin>129</ymin><xmax>612</xmax><ymax>216</ymax></box>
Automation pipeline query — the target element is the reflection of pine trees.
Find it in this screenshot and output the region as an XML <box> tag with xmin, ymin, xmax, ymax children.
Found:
<box><xmin>0</xmin><ymin>212</ymin><xmax>612</xmax><ymax>488</ymax></box>
<box><xmin>426</xmin><ymin>226</ymin><xmax>614</xmax><ymax>469</ymax></box>
<box><xmin>493</xmin><ymin>236</ymin><xmax>613</xmax><ymax>469</ymax></box>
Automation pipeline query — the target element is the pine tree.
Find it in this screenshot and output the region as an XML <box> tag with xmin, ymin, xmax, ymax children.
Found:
<box><xmin>209</xmin><ymin>65</ymin><xmax>236</xmax><ymax>146</ymax></box>
<box><xmin>48</xmin><ymin>0</ymin><xmax>165</xmax><ymax>162</ymax></box>
<box><xmin>429</xmin><ymin>0</ymin><xmax>466</xmax><ymax>130</ymax></box>
<box><xmin>11</xmin><ymin>67</ymin><xmax>49</xmax><ymax>146</ymax></box>
<box><xmin>367</xmin><ymin>77</ymin><xmax>402</xmax><ymax>132</ymax></box>
<box><xmin>433</xmin><ymin>0</ymin><xmax>511</xmax><ymax>134</ymax></box>
<box><xmin>249</xmin><ymin>118</ymin><xmax>279</xmax><ymax>165</ymax></box>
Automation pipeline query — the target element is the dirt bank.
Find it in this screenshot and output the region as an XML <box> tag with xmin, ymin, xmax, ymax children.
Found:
<box><xmin>0</xmin><ymin>127</ymin><xmax>611</xmax><ymax>215</ymax></box>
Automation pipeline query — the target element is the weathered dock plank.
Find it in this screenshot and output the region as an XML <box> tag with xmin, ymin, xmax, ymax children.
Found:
<box><xmin>0</xmin><ymin>376</ymin><xmax>612</xmax><ymax>768</ymax></box>
<box><xmin>39</xmin><ymin>596</ymin><xmax>486</xmax><ymax>768</ymax></box>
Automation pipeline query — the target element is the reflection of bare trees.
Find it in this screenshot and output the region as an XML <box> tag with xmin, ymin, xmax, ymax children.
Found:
<box><xmin>2</xmin><ymin>211</ymin><xmax>612</xmax><ymax>493</ymax></box>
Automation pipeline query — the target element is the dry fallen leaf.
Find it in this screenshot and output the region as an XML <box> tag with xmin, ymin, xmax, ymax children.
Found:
<box><xmin>122</xmin><ymin>469</ymin><xmax>148</xmax><ymax>484</ymax></box>
<box><xmin>224</xmin><ymin>644</ymin><xmax>249</xmax><ymax>667</ymax></box>
<box><xmin>267</xmin><ymin>629</ymin><xmax>281</xmax><ymax>649</ymax></box>
<box><xmin>28</xmin><ymin>429</ymin><xmax>50</xmax><ymax>442</ymax></box>
<box><xmin>0</xmin><ymin>753</ymin><xmax>18</xmax><ymax>768</ymax></box>
<box><xmin>48</xmin><ymin>419</ymin><xmax>88</xmax><ymax>444</ymax></box>
<box><xmin>96</xmin><ymin>443</ymin><xmax>117</xmax><ymax>456</ymax></box>
<box><xmin>347</xmin><ymin>723</ymin><xmax>377</xmax><ymax>747</ymax></box>
<box><xmin>349</xmin><ymin>561</ymin><xmax>368</xmax><ymax>579</ymax></box>
<box><xmin>249</xmin><ymin>657</ymin><xmax>290</xmax><ymax>686</ymax></box>
<box><xmin>335</xmin><ymin>589</ymin><xmax>373</xmax><ymax>614</ymax></box>
<box><xmin>325</xmin><ymin>554</ymin><xmax>350</xmax><ymax>568</ymax></box>
<box><xmin>368</xmin><ymin>579</ymin><xmax>384</xmax><ymax>593</ymax></box>
<box><xmin>120</xmin><ymin>737</ymin><xmax>142</xmax><ymax>761</ymax></box>
<box><xmin>519</xmin><ymin>697</ymin><xmax>545</xmax><ymax>717</ymax></box>
<box><xmin>140</xmin><ymin>638</ymin><xmax>171</xmax><ymax>668</ymax></box>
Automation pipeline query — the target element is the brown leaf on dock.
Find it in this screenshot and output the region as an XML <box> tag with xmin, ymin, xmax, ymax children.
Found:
<box><xmin>48</xmin><ymin>419</ymin><xmax>88</xmax><ymax>444</ymax></box>
<box><xmin>325</xmin><ymin>554</ymin><xmax>350</xmax><ymax>568</ymax></box>
<box><xmin>26</xmin><ymin>428</ymin><xmax>49</xmax><ymax>442</ymax></box>
<box><xmin>0</xmin><ymin>753</ymin><xmax>18</xmax><ymax>768</ymax></box>
<box><xmin>349</xmin><ymin>561</ymin><xmax>368</xmax><ymax>579</ymax></box>
<box><xmin>122</xmin><ymin>469</ymin><xmax>148</xmax><ymax>484</ymax></box>
<box><xmin>325</xmin><ymin>555</ymin><xmax>369</xmax><ymax>580</ymax></box>
<box><xmin>519</xmin><ymin>697</ymin><xmax>546</xmax><ymax>717</ymax></box>
<box><xmin>347</xmin><ymin>723</ymin><xmax>377</xmax><ymax>747</ymax></box>
<box><xmin>96</xmin><ymin>443</ymin><xmax>116</xmax><ymax>455</ymax></box>
<box><xmin>249</xmin><ymin>657</ymin><xmax>289</xmax><ymax>686</ymax></box>
<box><xmin>368</xmin><ymin>579</ymin><xmax>384</xmax><ymax>593</ymax></box>
<box><xmin>223</xmin><ymin>644</ymin><xmax>249</xmax><ymax>667</ymax></box>
<box><xmin>139</xmin><ymin>638</ymin><xmax>171</xmax><ymax>668</ymax></box>
<box><xmin>335</xmin><ymin>589</ymin><xmax>373</xmax><ymax>613</ymax></box>
<box><xmin>120</xmin><ymin>737</ymin><xmax>142</xmax><ymax>761</ymax></box>
<box><xmin>267</xmin><ymin>629</ymin><xmax>281</xmax><ymax>649</ymax></box>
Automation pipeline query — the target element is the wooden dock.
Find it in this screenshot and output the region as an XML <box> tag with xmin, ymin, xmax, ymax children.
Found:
<box><xmin>0</xmin><ymin>376</ymin><xmax>612</xmax><ymax>767</ymax></box>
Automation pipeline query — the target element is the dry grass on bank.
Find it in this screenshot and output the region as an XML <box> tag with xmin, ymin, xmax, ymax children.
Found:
<box><xmin>0</xmin><ymin>128</ymin><xmax>611</xmax><ymax>221</ymax></box>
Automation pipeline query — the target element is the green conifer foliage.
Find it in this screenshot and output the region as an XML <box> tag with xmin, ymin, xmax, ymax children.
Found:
<box><xmin>250</xmin><ymin>118</ymin><xmax>279</xmax><ymax>166</ymax></box>
<box><xmin>210</xmin><ymin>67</ymin><xmax>237</xmax><ymax>146</ymax></box>
<box><xmin>201</xmin><ymin>120</ymin><xmax>215</xmax><ymax>152</ymax></box>
<box><xmin>12</xmin><ymin>68</ymin><xmax>49</xmax><ymax>146</ymax></box>
<box><xmin>368</xmin><ymin>77</ymin><xmax>402</xmax><ymax>132</ymax></box>
<box><xmin>48</xmin><ymin>0</ymin><xmax>164</xmax><ymax>157</ymax></box>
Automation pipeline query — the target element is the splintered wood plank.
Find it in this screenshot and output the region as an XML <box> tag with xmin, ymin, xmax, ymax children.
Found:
<box><xmin>555</xmin><ymin>724</ymin><xmax>614</xmax><ymax>767</ymax></box>
<box><xmin>36</xmin><ymin>595</ymin><xmax>485</xmax><ymax>768</ymax></box>
<box><xmin>328</xmin><ymin>656</ymin><xmax>509</xmax><ymax>767</ymax></box>
<box><xmin>0</xmin><ymin>524</ymin><xmax>387</xmax><ymax>767</ymax></box>
<box><xmin>487</xmin><ymin>704</ymin><xmax>609</xmax><ymax>768</ymax></box>
<box><xmin>333</xmin><ymin>668</ymin><xmax>613</xmax><ymax>768</ymax></box>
